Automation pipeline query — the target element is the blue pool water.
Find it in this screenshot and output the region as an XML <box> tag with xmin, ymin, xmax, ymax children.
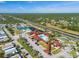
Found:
<box><xmin>17</xmin><ymin>26</ymin><xmax>31</xmax><ymax>31</ymax></box>
<box><xmin>38</xmin><ymin>34</ymin><xmax>48</xmax><ymax>42</ymax></box>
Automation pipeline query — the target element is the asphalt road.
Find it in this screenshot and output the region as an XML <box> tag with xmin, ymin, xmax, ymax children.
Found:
<box><xmin>27</xmin><ymin>20</ymin><xmax>79</xmax><ymax>39</ymax></box>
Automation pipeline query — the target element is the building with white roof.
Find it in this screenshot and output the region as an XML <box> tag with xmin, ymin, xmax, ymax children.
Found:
<box><xmin>2</xmin><ymin>43</ymin><xmax>14</xmax><ymax>51</ymax></box>
<box><xmin>5</xmin><ymin>47</ymin><xmax>18</xmax><ymax>55</ymax></box>
<box><xmin>2</xmin><ymin>43</ymin><xmax>18</xmax><ymax>57</ymax></box>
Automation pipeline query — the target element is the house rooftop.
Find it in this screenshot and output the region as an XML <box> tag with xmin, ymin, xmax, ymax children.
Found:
<box><xmin>5</xmin><ymin>47</ymin><xmax>17</xmax><ymax>55</ymax></box>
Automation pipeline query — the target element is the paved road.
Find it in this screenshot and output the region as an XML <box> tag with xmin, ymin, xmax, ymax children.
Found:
<box><xmin>28</xmin><ymin>20</ymin><xmax>79</xmax><ymax>39</ymax></box>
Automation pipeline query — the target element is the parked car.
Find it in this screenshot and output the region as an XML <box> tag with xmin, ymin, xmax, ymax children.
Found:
<box><xmin>26</xmin><ymin>53</ymin><xmax>29</xmax><ymax>56</ymax></box>
<box><xmin>29</xmin><ymin>46</ymin><xmax>33</xmax><ymax>48</ymax></box>
<box><xmin>35</xmin><ymin>42</ymin><xmax>39</xmax><ymax>46</ymax></box>
<box><xmin>21</xmin><ymin>47</ymin><xmax>24</xmax><ymax>49</ymax></box>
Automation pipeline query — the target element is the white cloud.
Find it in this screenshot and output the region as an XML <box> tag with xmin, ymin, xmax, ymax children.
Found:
<box><xmin>0</xmin><ymin>1</ymin><xmax>5</xmax><ymax>3</ymax></box>
<box><xmin>19</xmin><ymin>7</ymin><xmax>25</xmax><ymax>10</ymax></box>
<box><xmin>27</xmin><ymin>1</ymin><xmax>33</xmax><ymax>3</ymax></box>
<box><xmin>29</xmin><ymin>5</ymin><xmax>79</xmax><ymax>13</ymax></box>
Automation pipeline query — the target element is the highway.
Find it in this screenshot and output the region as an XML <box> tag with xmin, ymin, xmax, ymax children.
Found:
<box><xmin>9</xmin><ymin>16</ymin><xmax>79</xmax><ymax>40</ymax></box>
<box><xmin>25</xmin><ymin>20</ymin><xmax>79</xmax><ymax>39</ymax></box>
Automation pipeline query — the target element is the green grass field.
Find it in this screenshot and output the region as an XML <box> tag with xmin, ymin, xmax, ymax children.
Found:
<box><xmin>69</xmin><ymin>50</ymin><xmax>77</xmax><ymax>58</ymax></box>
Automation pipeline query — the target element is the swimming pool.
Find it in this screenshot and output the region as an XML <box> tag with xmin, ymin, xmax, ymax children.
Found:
<box><xmin>17</xmin><ymin>26</ymin><xmax>31</xmax><ymax>31</ymax></box>
<box><xmin>38</xmin><ymin>34</ymin><xmax>48</xmax><ymax>42</ymax></box>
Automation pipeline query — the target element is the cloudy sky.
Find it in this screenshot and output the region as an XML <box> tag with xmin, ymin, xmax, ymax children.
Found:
<box><xmin>0</xmin><ymin>1</ymin><xmax>79</xmax><ymax>13</ymax></box>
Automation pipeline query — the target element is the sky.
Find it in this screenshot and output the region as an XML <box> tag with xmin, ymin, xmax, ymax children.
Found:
<box><xmin>0</xmin><ymin>1</ymin><xmax>79</xmax><ymax>13</ymax></box>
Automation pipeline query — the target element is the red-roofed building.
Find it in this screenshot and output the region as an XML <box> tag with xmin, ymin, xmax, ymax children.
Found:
<box><xmin>30</xmin><ymin>31</ymin><xmax>49</xmax><ymax>43</ymax></box>
<box><xmin>53</xmin><ymin>39</ymin><xmax>61</xmax><ymax>48</ymax></box>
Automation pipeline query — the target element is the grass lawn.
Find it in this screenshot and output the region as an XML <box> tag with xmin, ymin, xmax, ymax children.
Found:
<box><xmin>51</xmin><ymin>48</ymin><xmax>61</xmax><ymax>54</ymax></box>
<box><xmin>64</xmin><ymin>40</ymin><xmax>76</xmax><ymax>44</ymax></box>
<box><xmin>18</xmin><ymin>39</ymin><xmax>39</xmax><ymax>58</ymax></box>
<box><xmin>69</xmin><ymin>50</ymin><xmax>77</xmax><ymax>58</ymax></box>
<box><xmin>38</xmin><ymin>41</ymin><xmax>48</xmax><ymax>48</ymax></box>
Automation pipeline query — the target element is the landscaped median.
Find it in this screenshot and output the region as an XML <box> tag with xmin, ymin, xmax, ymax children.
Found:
<box><xmin>18</xmin><ymin>38</ymin><xmax>39</xmax><ymax>58</ymax></box>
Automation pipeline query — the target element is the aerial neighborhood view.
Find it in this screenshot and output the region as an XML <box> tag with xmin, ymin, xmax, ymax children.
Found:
<box><xmin>0</xmin><ymin>1</ymin><xmax>79</xmax><ymax>58</ymax></box>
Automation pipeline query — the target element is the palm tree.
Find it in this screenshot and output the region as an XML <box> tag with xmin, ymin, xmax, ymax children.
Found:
<box><xmin>48</xmin><ymin>33</ymin><xmax>55</xmax><ymax>55</ymax></box>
